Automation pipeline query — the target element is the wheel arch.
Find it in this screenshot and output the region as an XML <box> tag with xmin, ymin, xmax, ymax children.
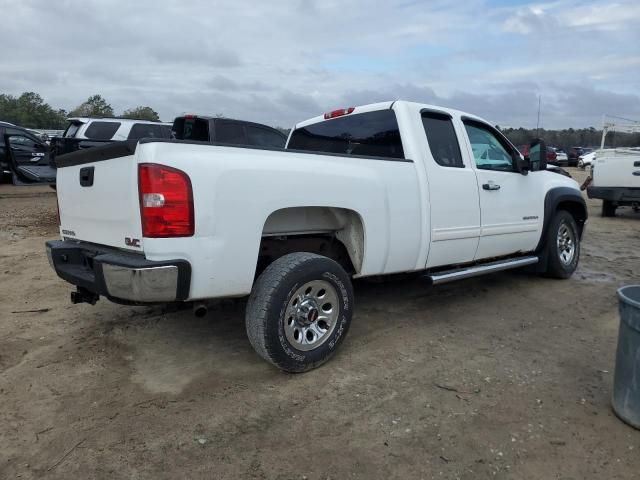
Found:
<box><xmin>536</xmin><ymin>187</ymin><xmax>587</xmax><ymax>253</ymax></box>
<box><xmin>258</xmin><ymin>206</ymin><xmax>366</xmax><ymax>276</ymax></box>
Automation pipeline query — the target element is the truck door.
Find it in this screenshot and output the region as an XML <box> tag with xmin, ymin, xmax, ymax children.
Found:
<box><xmin>421</xmin><ymin>111</ymin><xmax>481</xmax><ymax>268</ymax></box>
<box><xmin>4</xmin><ymin>132</ymin><xmax>56</xmax><ymax>185</ymax></box>
<box><xmin>460</xmin><ymin>120</ymin><xmax>543</xmax><ymax>260</ymax></box>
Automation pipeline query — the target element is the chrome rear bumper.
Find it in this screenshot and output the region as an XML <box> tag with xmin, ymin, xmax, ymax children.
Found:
<box><xmin>46</xmin><ymin>240</ymin><xmax>191</xmax><ymax>304</ymax></box>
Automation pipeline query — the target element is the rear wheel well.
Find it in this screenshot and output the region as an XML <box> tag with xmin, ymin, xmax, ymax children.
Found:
<box><xmin>256</xmin><ymin>234</ymin><xmax>355</xmax><ymax>278</ymax></box>
<box><xmin>256</xmin><ymin>207</ymin><xmax>365</xmax><ymax>278</ymax></box>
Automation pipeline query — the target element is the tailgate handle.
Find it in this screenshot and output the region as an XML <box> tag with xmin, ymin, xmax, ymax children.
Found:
<box><xmin>79</xmin><ymin>166</ymin><xmax>94</xmax><ymax>187</ymax></box>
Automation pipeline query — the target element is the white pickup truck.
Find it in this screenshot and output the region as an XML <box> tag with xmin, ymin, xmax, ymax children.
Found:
<box><xmin>587</xmin><ymin>148</ymin><xmax>640</xmax><ymax>216</ymax></box>
<box><xmin>47</xmin><ymin>101</ymin><xmax>587</xmax><ymax>372</ymax></box>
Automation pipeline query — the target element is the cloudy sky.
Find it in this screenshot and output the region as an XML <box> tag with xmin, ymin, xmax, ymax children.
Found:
<box><xmin>1</xmin><ymin>0</ymin><xmax>639</xmax><ymax>128</ymax></box>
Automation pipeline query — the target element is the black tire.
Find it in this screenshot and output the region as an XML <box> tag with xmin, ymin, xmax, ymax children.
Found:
<box><xmin>544</xmin><ymin>210</ymin><xmax>580</xmax><ymax>279</ymax></box>
<box><xmin>602</xmin><ymin>200</ymin><xmax>616</xmax><ymax>217</ymax></box>
<box><xmin>246</xmin><ymin>252</ymin><xmax>353</xmax><ymax>373</ymax></box>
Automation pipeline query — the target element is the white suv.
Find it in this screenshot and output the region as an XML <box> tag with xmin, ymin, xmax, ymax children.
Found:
<box><xmin>63</xmin><ymin>117</ymin><xmax>172</xmax><ymax>141</ymax></box>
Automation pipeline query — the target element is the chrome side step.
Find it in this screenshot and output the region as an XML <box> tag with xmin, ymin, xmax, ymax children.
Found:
<box><xmin>427</xmin><ymin>256</ymin><xmax>538</xmax><ymax>285</ymax></box>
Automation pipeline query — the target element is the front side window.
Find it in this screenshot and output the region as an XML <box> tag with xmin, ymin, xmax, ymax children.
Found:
<box><xmin>287</xmin><ymin>109</ymin><xmax>405</xmax><ymax>159</ymax></box>
<box><xmin>422</xmin><ymin>112</ymin><xmax>464</xmax><ymax>168</ymax></box>
<box><xmin>464</xmin><ymin>122</ymin><xmax>515</xmax><ymax>172</ymax></box>
<box><xmin>84</xmin><ymin>121</ymin><xmax>121</xmax><ymax>140</ymax></box>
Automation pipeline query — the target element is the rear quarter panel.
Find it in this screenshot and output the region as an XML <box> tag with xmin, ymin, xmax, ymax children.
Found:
<box><xmin>138</xmin><ymin>142</ymin><xmax>423</xmax><ymax>299</ymax></box>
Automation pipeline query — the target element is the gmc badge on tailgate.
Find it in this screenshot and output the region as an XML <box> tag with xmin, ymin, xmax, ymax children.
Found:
<box><xmin>125</xmin><ymin>237</ymin><xmax>141</xmax><ymax>248</ymax></box>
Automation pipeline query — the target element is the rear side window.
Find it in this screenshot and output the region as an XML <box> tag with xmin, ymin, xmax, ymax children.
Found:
<box><xmin>422</xmin><ymin>112</ymin><xmax>464</xmax><ymax>168</ymax></box>
<box><xmin>216</xmin><ymin>120</ymin><xmax>247</xmax><ymax>144</ymax></box>
<box><xmin>288</xmin><ymin>110</ymin><xmax>405</xmax><ymax>159</ymax></box>
<box><xmin>246</xmin><ymin>126</ymin><xmax>286</xmax><ymax>148</ymax></box>
<box><xmin>127</xmin><ymin>123</ymin><xmax>172</xmax><ymax>140</ymax></box>
<box><xmin>84</xmin><ymin>121</ymin><xmax>121</xmax><ymax>140</ymax></box>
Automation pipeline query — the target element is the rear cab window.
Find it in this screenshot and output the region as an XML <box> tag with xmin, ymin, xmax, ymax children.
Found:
<box><xmin>84</xmin><ymin>121</ymin><xmax>121</xmax><ymax>140</ymax></box>
<box><xmin>173</xmin><ymin>117</ymin><xmax>210</xmax><ymax>141</ymax></box>
<box><xmin>287</xmin><ymin>109</ymin><xmax>405</xmax><ymax>159</ymax></box>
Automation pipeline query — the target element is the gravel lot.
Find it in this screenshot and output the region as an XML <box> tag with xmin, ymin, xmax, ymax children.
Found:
<box><xmin>1</xmin><ymin>168</ymin><xmax>639</xmax><ymax>479</ymax></box>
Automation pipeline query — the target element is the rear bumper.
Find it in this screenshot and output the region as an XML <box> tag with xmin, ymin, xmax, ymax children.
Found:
<box><xmin>46</xmin><ymin>240</ymin><xmax>191</xmax><ymax>304</ymax></box>
<box><xmin>587</xmin><ymin>186</ymin><xmax>640</xmax><ymax>204</ymax></box>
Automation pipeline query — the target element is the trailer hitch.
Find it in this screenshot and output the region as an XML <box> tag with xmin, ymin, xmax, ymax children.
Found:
<box><xmin>70</xmin><ymin>287</ymin><xmax>99</xmax><ymax>305</ymax></box>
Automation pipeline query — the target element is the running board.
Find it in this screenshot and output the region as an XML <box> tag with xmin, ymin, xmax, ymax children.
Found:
<box><xmin>426</xmin><ymin>256</ymin><xmax>539</xmax><ymax>285</ymax></box>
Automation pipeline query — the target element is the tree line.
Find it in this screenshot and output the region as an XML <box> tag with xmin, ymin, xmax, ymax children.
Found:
<box><xmin>0</xmin><ymin>92</ymin><xmax>160</xmax><ymax>129</ymax></box>
<box><xmin>1</xmin><ymin>91</ymin><xmax>638</xmax><ymax>148</ymax></box>
<box><xmin>499</xmin><ymin>126</ymin><xmax>640</xmax><ymax>150</ymax></box>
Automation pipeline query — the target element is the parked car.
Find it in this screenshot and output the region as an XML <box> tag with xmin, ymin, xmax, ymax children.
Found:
<box><xmin>568</xmin><ymin>147</ymin><xmax>593</xmax><ymax>167</ymax></box>
<box><xmin>552</xmin><ymin>147</ymin><xmax>568</xmax><ymax>166</ymax></box>
<box><xmin>9</xmin><ymin>116</ymin><xmax>287</xmax><ymax>186</ymax></box>
<box><xmin>171</xmin><ymin>115</ymin><xmax>287</xmax><ymax>147</ymax></box>
<box><xmin>0</xmin><ymin>121</ymin><xmax>53</xmax><ymax>184</ymax></box>
<box><xmin>587</xmin><ymin>147</ymin><xmax>640</xmax><ymax>216</ymax></box>
<box><xmin>518</xmin><ymin>144</ymin><xmax>559</xmax><ymax>165</ymax></box>
<box><xmin>578</xmin><ymin>151</ymin><xmax>596</xmax><ymax>169</ymax></box>
<box><xmin>52</xmin><ymin>117</ymin><xmax>173</xmax><ymax>158</ymax></box>
<box><xmin>47</xmin><ymin>100</ymin><xmax>586</xmax><ymax>372</ymax></box>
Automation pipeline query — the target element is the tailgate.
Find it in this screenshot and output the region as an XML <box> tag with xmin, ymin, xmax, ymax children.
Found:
<box><xmin>56</xmin><ymin>140</ymin><xmax>144</xmax><ymax>252</ymax></box>
<box><xmin>594</xmin><ymin>149</ymin><xmax>640</xmax><ymax>188</ymax></box>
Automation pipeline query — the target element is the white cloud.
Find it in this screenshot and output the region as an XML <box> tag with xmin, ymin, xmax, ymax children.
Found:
<box><xmin>0</xmin><ymin>0</ymin><xmax>638</xmax><ymax>128</ymax></box>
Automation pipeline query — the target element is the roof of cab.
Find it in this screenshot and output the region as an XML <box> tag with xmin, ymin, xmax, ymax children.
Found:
<box><xmin>293</xmin><ymin>100</ymin><xmax>490</xmax><ymax>130</ymax></box>
<box><xmin>66</xmin><ymin>117</ymin><xmax>171</xmax><ymax>125</ymax></box>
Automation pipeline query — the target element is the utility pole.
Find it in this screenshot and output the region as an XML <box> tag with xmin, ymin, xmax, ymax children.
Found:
<box><xmin>536</xmin><ymin>95</ymin><xmax>541</xmax><ymax>137</ymax></box>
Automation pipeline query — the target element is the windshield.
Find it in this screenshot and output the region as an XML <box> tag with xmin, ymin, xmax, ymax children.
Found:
<box><xmin>63</xmin><ymin>121</ymin><xmax>82</xmax><ymax>138</ymax></box>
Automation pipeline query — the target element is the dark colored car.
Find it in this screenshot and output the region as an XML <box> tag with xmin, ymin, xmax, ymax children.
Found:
<box><xmin>172</xmin><ymin>115</ymin><xmax>287</xmax><ymax>148</ymax></box>
<box><xmin>567</xmin><ymin>147</ymin><xmax>594</xmax><ymax>167</ymax></box>
<box><xmin>0</xmin><ymin>121</ymin><xmax>54</xmax><ymax>184</ymax></box>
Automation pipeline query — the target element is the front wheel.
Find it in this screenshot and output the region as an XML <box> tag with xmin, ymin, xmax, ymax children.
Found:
<box><xmin>246</xmin><ymin>252</ymin><xmax>353</xmax><ymax>372</ymax></box>
<box><xmin>544</xmin><ymin>210</ymin><xmax>580</xmax><ymax>279</ymax></box>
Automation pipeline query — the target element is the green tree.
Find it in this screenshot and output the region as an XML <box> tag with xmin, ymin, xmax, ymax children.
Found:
<box><xmin>0</xmin><ymin>92</ymin><xmax>67</xmax><ymax>128</ymax></box>
<box><xmin>69</xmin><ymin>94</ymin><xmax>114</xmax><ymax>118</ymax></box>
<box><xmin>121</xmin><ymin>106</ymin><xmax>160</xmax><ymax>121</ymax></box>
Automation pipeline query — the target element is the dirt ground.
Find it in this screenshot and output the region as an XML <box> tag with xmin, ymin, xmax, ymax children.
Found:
<box><xmin>1</xmin><ymin>169</ymin><xmax>639</xmax><ymax>479</ymax></box>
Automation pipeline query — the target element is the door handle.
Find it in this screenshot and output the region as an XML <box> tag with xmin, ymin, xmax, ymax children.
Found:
<box><xmin>79</xmin><ymin>166</ymin><xmax>94</xmax><ymax>187</ymax></box>
<box><xmin>634</xmin><ymin>161</ymin><xmax>640</xmax><ymax>167</ymax></box>
<box><xmin>633</xmin><ymin>171</ymin><xmax>640</xmax><ymax>176</ymax></box>
<box><xmin>482</xmin><ymin>181</ymin><xmax>501</xmax><ymax>191</ymax></box>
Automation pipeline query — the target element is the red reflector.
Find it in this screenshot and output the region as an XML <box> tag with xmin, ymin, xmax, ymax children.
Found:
<box><xmin>324</xmin><ymin>107</ymin><xmax>355</xmax><ymax>119</ymax></box>
<box><xmin>138</xmin><ymin>163</ymin><xmax>194</xmax><ymax>238</ymax></box>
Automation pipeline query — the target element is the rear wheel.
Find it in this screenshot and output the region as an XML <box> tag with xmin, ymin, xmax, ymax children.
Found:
<box><xmin>246</xmin><ymin>252</ymin><xmax>353</xmax><ymax>372</ymax></box>
<box><xmin>602</xmin><ymin>200</ymin><xmax>616</xmax><ymax>217</ymax></box>
<box><xmin>544</xmin><ymin>210</ymin><xmax>580</xmax><ymax>279</ymax></box>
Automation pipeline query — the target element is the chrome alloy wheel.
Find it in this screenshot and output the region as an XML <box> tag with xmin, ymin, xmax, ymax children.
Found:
<box><xmin>284</xmin><ymin>280</ymin><xmax>339</xmax><ymax>351</ymax></box>
<box><xmin>557</xmin><ymin>222</ymin><xmax>576</xmax><ymax>265</ymax></box>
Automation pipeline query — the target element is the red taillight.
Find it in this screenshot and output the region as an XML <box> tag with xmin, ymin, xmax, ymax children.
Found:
<box><xmin>324</xmin><ymin>107</ymin><xmax>355</xmax><ymax>119</ymax></box>
<box><xmin>138</xmin><ymin>163</ymin><xmax>194</xmax><ymax>238</ymax></box>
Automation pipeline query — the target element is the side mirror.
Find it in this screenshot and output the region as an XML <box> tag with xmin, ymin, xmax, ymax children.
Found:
<box><xmin>526</xmin><ymin>138</ymin><xmax>546</xmax><ymax>172</ymax></box>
